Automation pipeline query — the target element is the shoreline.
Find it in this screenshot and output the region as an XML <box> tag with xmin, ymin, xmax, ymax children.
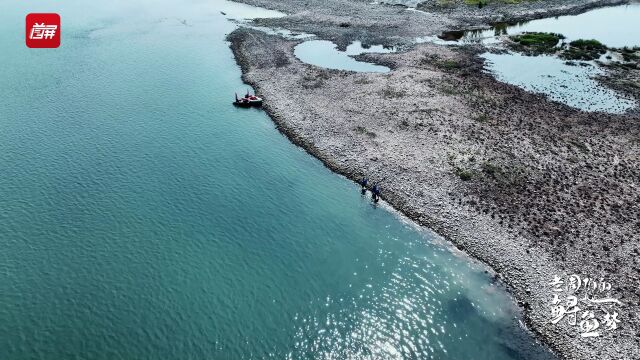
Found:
<box><xmin>227</xmin><ymin>1</ymin><xmax>639</xmax><ymax>359</ymax></box>
<box><xmin>229</xmin><ymin>31</ymin><xmax>569</xmax><ymax>358</ymax></box>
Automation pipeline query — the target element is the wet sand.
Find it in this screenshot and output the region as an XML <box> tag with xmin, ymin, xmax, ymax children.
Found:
<box><xmin>227</xmin><ymin>1</ymin><xmax>639</xmax><ymax>359</ymax></box>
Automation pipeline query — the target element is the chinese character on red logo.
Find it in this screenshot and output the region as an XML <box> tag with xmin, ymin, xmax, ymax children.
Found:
<box><xmin>26</xmin><ymin>13</ymin><xmax>60</xmax><ymax>48</ymax></box>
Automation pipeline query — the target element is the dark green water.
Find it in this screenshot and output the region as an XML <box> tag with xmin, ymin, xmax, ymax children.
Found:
<box><xmin>1</xmin><ymin>1</ymin><xmax>555</xmax><ymax>359</ymax></box>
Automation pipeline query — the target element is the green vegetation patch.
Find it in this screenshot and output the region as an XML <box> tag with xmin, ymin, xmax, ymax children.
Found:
<box><xmin>510</xmin><ymin>32</ymin><xmax>564</xmax><ymax>50</ymax></box>
<box><xmin>437</xmin><ymin>59</ymin><xmax>462</xmax><ymax>71</ymax></box>
<box><xmin>464</xmin><ymin>0</ymin><xmax>488</xmax><ymax>6</ymax></box>
<box><xmin>569</xmin><ymin>39</ymin><xmax>606</xmax><ymax>50</ymax></box>
<box><xmin>561</xmin><ymin>39</ymin><xmax>608</xmax><ymax>61</ymax></box>
<box><xmin>508</xmin><ymin>34</ymin><xmax>638</xmax><ymax>64</ymax></box>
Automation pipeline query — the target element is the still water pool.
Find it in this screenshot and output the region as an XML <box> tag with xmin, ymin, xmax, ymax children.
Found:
<box><xmin>481</xmin><ymin>52</ymin><xmax>636</xmax><ymax>114</ymax></box>
<box><xmin>294</xmin><ymin>40</ymin><xmax>394</xmax><ymax>73</ymax></box>
<box><xmin>428</xmin><ymin>4</ymin><xmax>640</xmax><ymax>113</ymax></box>
<box><xmin>447</xmin><ymin>3</ymin><xmax>640</xmax><ymax>47</ymax></box>
<box><xmin>1</xmin><ymin>0</ymin><xmax>554</xmax><ymax>359</ymax></box>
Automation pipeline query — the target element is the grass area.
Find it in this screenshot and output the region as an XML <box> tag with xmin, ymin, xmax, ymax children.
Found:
<box><xmin>464</xmin><ymin>0</ymin><xmax>488</xmax><ymax>5</ymax></box>
<box><xmin>508</xmin><ymin>34</ymin><xmax>630</xmax><ymax>62</ymax></box>
<box><xmin>437</xmin><ymin>59</ymin><xmax>462</xmax><ymax>70</ymax></box>
<box><xmin>511</xmin><ymin>32</ymin><xmax>564</xmax><ymax>50</ymax></box>
<box><xmin>569</xmin><ymin>39</ymin><xmax>606</xmax><ymax>50</ymax></box>
<box><xmin>561</xmin><ymin>39</ymin><xmax>608</xmax><ymax>61</ymax></box>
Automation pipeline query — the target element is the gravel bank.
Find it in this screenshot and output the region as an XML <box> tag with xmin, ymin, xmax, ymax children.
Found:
<box><xmin>227</xmin><ymin>1</ymin><xmax>639</xmax><ymax>358</ymax></box>
<box><xmin>232</xmin><ymin>0</ymin><xmax>630</xmax><ymax>49</ymax></box>
<box><xmin>417</xmin><ymin>0</ymin><xmax>630</xmax><ymax>24</ymax></box>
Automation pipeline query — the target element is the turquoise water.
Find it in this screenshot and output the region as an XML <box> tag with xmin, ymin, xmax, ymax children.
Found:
<box><xmin>1</xmin><ymin>1</ymin><xmax>554</xmax><ymax>359</ymax></box>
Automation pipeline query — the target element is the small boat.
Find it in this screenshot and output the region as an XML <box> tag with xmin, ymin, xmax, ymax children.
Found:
<box><xmin>245</xmin><ymin>94</ymin><xmax>263</xmax><ymax>107</ymax></box>
<box><xmin>233</xmin><ymin>92</ymin><xmax>263</xmax><ymax>107</ymax></box>
<box><xmin>233</xmin><ymin>93</ymin><xmax>251</xmax><ymax>108</ymax></box>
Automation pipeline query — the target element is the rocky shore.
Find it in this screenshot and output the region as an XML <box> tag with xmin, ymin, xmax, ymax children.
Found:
<box><xmin>227</xmin><ymin>0</ymin><xmax>639</xmax><ymax>359</ymax></box>
<box><xmin>601</xmin><ymin>65</ymin><xmax>640</xmax><ymax>113</ymax></box>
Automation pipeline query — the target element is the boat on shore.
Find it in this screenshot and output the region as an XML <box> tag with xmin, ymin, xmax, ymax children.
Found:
<box><xmin>233</xmin><ymin>92</ymin><xmax>263</xmax><ymax>107</ymax></box>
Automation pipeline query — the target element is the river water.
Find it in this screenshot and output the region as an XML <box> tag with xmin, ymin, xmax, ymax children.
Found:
<box><xmin>1</xmin><ymin>1</ymin><xmax>554</xmax><ymax>359</ymax></box>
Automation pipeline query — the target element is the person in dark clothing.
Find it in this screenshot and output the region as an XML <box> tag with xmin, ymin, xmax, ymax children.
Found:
<box><xmin>371</xmin><ymin>184</ymin><xmax>381</xmax><ymax>203</ymax></box>
<box><xmin>359</xmin><ymin>177</ymin><xmax>369</xmax><ymax>195</ymax></box>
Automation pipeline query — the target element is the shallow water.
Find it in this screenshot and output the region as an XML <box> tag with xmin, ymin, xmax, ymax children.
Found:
<box><xmin>241</xmin><ymin>24</ymin><xmax>315</xmax><ymax>40</ymax></box>
<box><xmin>1</xmin><ymin>0</ymin><xmax>554</xmax><ymax>359</ymax></box>
<box><xmin>454</xmin><ymin>4</ymin><xmax>640</xmax><ymax>113</ymax></box>
<box><xmin>482</xmin><ymin>52</ymin><xmax>636</xmax><ymax>113</ymax></box>
<box><xmin>294</xmin><ymin>40</ymin><xmax>394</xmax><ymax>72</ymax></box>
<box><xmin>217</xmin><ymin>0</ymin><xmax>286</xmax><ymax>19</ymax></box>
<box><xmin>448</xmin><ymin>3</ymin><xmax>640</xmax><ymax>47</ymax></box>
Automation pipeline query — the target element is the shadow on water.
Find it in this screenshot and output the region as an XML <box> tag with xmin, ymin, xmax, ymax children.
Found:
<box><xmin>446</xmin><ymin>295</ymin><xmax>556</xmax><ymax>360</ymax></box>
<box><xmin>437</xmin><ymin>21</ymin><xmax>528</xmax><ymax>42</ymax></box>
<box><xmin>445</xmin><ymin>295</ymin><xmax>477</xmax><ymax>323</ymax></box>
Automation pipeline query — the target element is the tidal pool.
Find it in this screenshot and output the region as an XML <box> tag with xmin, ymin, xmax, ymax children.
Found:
<box><xmin>482</xmin><ymin>52</ymin><xmax>636</xmax><ymax>114</ymax></box>
<box><xmin>441</xmin><ymin>3</ymin><xmax>640</xmax><ymax>113</ymax></box>
<box><xmin>294</xmin><ymin>40</ymin><xmax>394</xmax><ymax>72</ymax></box>
<box><xmin>1</xmin><ymin>0</ymin><xmax>553</xmax><ymax>359</ymax></box>
<box><xmin>443</xmin><ymin>3</ymin><xmax>640</xmax><ymax>47</ymax></box>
